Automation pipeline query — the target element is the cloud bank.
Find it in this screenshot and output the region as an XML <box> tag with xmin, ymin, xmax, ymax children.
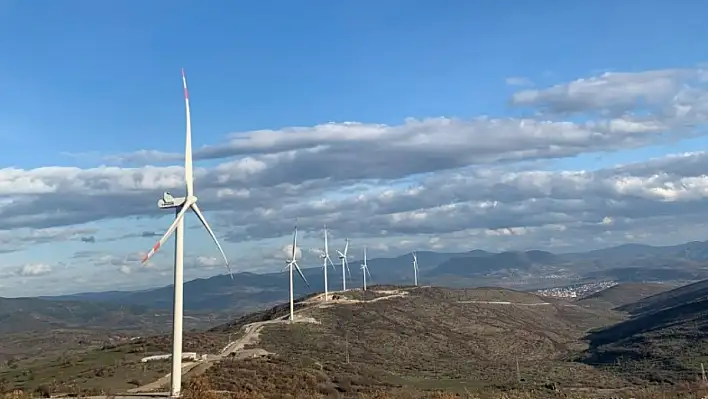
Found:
<box><xmin>3</xmin><ymin>66</ymin><xmax>708</xmax><ymax>294</ymax></box>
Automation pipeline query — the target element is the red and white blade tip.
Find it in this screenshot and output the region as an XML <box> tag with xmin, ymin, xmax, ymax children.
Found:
<box><xmin>181</xmin><ymin>69</ymin><xmax>189</xmax><ymax>99</ymax></box>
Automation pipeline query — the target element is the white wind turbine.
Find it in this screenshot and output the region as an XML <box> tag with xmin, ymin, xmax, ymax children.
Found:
<box><xmin>140</xmin><ymin>69</ymin><xmax>232</xmax><ymax>399</ymax></box>
<box><xmin>321</xmin><ymin>225</ymin><xmax>336</xmax><ymax>300</ymax></box>
<box><xmin>412</xmin><ymin>251</ymin><xmax>419</xmax><ymax>286</ymax></box>
<box><xmin>283</xmin><ymin>225</ymin><xmax>310</xmax><ymax>321</ymax></box>
<box><xmin>361</xmin><ymin>246</ymin><xmax>372</xmax><ymax>291</ymax></box>
<box><xmin>336</xmin><ymin>238</ymin><xmax>352</xmax><ymax>291</ymax></box>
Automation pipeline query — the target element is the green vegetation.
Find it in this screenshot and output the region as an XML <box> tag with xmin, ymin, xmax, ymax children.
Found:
<box><xmin>0</xmin><ymin>329</ymin><xmax>231</xmax><ymax>394</ymax></box>
<box><xmin>4</xmin><ymin>281</ymin><xmax>708</xmax><ymax>398</ymax></box>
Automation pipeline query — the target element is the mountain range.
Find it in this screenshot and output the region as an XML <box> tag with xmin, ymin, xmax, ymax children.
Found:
<box><xmin>33</xmin><ymin>239</ymin><xmax>708</xmax><ymax>312</ymax></box>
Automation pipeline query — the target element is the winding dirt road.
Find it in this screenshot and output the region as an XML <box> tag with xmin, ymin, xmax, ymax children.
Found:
<box><xmin>125</xmin><ymin>288</ymin><xmax>408</xmax><ymax>395</ymax></box>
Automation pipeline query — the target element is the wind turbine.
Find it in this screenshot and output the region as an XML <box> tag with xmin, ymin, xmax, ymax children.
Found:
<box><xmin>361</xmin><ymin>246</ymin><xmax>372</xmax><ymax>291</ymax></box>
<box><xmin>140</xmin><ymin>69</ymin><xmax>232</xmax><ymax>399</ymax></box>
<box><xmin>321</xmin><ymin>225</ymin><xmax>336</xmax><ymax>300</ymax></box>
<box><xmin>283</xmin><ymin>225</ymin><xmax>310</xmax><ymax>321</ymax></box>
<box><xmin>412</xmin><ymin>251</ymin><xmax>419</xmax><ymax>286</ymax></box>
<box><xmin>336</xmin><ymin>238</ymin><xmax>352</xmax><ymax>291</ymax></box>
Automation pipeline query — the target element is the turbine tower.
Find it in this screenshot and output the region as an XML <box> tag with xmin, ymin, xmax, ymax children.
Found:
<box><xmin>361</xmin><ymin>246</ymin><xmax>372</xmax><ymax>291</ymax></box>
<box><xmin>412</xmin><ymin>251</ymin><xmax>419</xmax><ymax>286</ymax></box>
<box><xmin>283</xmin><ymin>225</ymin><xmax>310</xmax><ymax>321</ymax></box>
<box><xmin>320</xmin><ymin>225</ymin><xmax>336</xmax><ymax>300</ymax></box>
<box><xmin>336</xmin><ymin>238</ymin><xmax>351</xmax><ymax>291</ymax></box>
<box><xmin>140</xmin><ymin>69</ymin><xmax>232</xmax><ymax>399</ymax></box>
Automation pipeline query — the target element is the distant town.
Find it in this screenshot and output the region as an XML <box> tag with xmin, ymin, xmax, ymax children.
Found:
<box><xmin>534</xmin><ymin>281</ymin><xmax>618</xmax><ymax>299</ymax></box>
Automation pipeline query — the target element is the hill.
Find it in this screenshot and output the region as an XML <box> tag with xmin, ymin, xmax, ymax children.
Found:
<box><xmin>0</xmin><ymin>296</ymin><xmax>228</xmax><ymax>335</ymax></box>
<box><xmin>576</xmin><ymin>283</ymin><xmax>676</xmax><ymax>309</ymax></box>
<box><xmin>617</xmin><ymin>278</ymin><xmax>708</xmax><ymax>315</ymax></box>
<box><xmin>0</xmin><ymin>296</ymin><xmax>231</xmax><ymax>364</ymax></box>
<box><xmin>579</xmin><ymin>279</ymin><xmax>708</xmax><ymax>384</ymax></box>
<box><xmin>1</xmin><ymin>286</ymin><xmax>637</xmax><ymax>397</ymax></box>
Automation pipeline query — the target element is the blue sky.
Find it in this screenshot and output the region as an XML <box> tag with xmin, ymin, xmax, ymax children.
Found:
<box><xmin>2</xmin><ymin>1</ymin><xmax>708</xmax><ymax>296</ymax></box>
<box><xmin>3</xmin><ymin>0</ymin><xmax>707</xmax><ymax>166</ymax></box>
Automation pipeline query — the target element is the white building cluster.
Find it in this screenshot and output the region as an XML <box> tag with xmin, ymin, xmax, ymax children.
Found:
<box><xmin>535</xmin><ymin>281</ymin><xmax>618</xmax><ymax>299</ymax></box>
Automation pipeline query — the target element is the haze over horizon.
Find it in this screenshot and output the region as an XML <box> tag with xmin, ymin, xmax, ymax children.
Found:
<box><xmin>2</xmin><ymin>1</ymin><xmax>708</xmax><ymax>297</ymax></box>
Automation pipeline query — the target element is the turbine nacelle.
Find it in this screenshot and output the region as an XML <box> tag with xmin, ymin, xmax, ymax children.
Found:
<box><xmin>158</xmin><ymin>192</ymin><xmax>193</xmax><ymax>209</ymax></box>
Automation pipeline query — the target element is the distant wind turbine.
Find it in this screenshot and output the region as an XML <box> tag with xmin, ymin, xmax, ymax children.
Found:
<box><xmin>283</xmin><ymin>225</ymin><xmax>310</xmax><ymax>321</ymax></box>
<box><xmin>412</xmin><ymin>251</ymin><xmax>419</xmax><ymax>286</ymax></box>
<box><xmin>321</xmin><ymin>225</ymin><xmax>336</xmax><ymax>300</ymax></box>
<box><xmin>336</xmin><ymin>238</ymin><xmax>352</xmax><ymax>291</ymax></box>
<box><xmin>361</xmin><ymin>247</ymin><xmax>372</xmax><ymax>291</ymax></box>
<box><xmin>139</xmin><ymin>69</ymin><xmax>232</xmax><ymax>399</ymax></box>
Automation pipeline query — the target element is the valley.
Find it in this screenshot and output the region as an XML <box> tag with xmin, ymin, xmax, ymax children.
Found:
<box><xmin>2</xmin><ymin>278</ymin><xmax>708</xmax><ymax>397</ymax></box>
<box><xmin>4</xmin><ymin>240</ymin><xmax>708</xmax><ymax>397</ymax></box>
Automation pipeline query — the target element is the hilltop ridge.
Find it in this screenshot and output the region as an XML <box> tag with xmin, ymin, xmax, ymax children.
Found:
<box><xmin>0</xmin><ymin>285</ymin><xmax>627</xmax><ymax>396</ymax></box>
<box><xmin>6</xmin><ymin>283</ymin><xmax>708</xmax><ymax>397</ymax></box>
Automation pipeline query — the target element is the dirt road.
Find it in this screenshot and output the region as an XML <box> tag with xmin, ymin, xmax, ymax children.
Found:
<box><xmin>125</xmin><ymin>288</ymin><xmax>407</xmax><ymax>395</ymax></box>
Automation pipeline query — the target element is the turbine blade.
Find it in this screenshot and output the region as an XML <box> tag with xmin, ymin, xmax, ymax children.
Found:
<box><xmin>182</xmin><ymin>69</ymin><xmax>194</xmax><ymax>197</ymax></box>
<box><xmin>282</xmin><ymin>261</ymin><xmax>292</xmax><ymax>273</ymax></box>
<box><xmin>291</xmin><ymin>226</ymin><xmax>298</xmax><ymax>261</ymax></box>
<box><xmin>344</xmin><ymin>258</ymin><xmax>352</xmax><ymax>278</ymax></box>
<box><xmin>366</xmin><ymin>266</ymin><xmax>372</xmax><ymax>279</ymax></box>
<box><xmin>336</xmin><ymin>250</ymin><xmax>344</xmax><ymax>258</ymax></box>
<box><xmin>292</xmin><ymin>261</ymin><xmax>310</xmax><ymax>287</ymax></box>
<box><xmin>344</xmin><ymin>238</ymin><xmax>349</xmax><ymax>256</ymax></box>
<box><xmin>141</xmin><ymin>201</ymin><xmax>193</xmax><ymax>263</ymax></box>
<box><xmin>326</xmin><ymin>255</ymin><xmax>336</xmax><ymax>270</ymax></box>
<box><xmin>324</xmin><ymin>225</ymin><xmax>329</xmax><ymax>254</ymax></box>
<box><xmin>190</xmin><ymin>203</ymin><xmax>232</xmax><ymax>279</ymax></box>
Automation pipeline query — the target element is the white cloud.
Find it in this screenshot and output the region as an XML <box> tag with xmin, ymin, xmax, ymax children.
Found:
<box><xmin>3</xmin><ymin>65</ymin><xmax>708</xmax><ymax>295</ymax></box>
<box><xmin>511</xmin><ymin>68</ymin><xmax>708</xmax><ymax>117</ymax></box>
<box><xmin>18</xmin><ymin>263</ymin><xmax>52</xmax><ymax>277</ymax></box>
<box><xmin>0</xmin><ymin>226</ymin><xmax>98</xmax><ymax>253</ymax></box>
<box><xmin>505</xmin><ymin>76</ymin><xmax>533</xmax><ymax>86</ymax></box>
<box><xmin>282</xmin><ymin>244</ymin><xmax>302</xmax><ymax>261</ymax></box>
<box><xmin>194</xmin><ymin>256</ymin><xmax>220</xmax><ymax>268</ymax></box>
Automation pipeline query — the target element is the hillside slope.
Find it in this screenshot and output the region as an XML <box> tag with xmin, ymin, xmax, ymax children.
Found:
<box><xmin>2</xmin><ymin>286</ymin><xmax>631</xmax><ymax>397</ymax></box>
<box><xmin>576</xmin><ymin>283</ymin><xmax>675</xmax><ymax>309</ymax></box>
<box><xmin>0</xmin><ymin>297</ymin><xmax>227</xmax><ymax>335</ymax></box>
<box><xmin>617</xmin><ymin>278</ymin><xmax>708</xmax><ymax>315</ymax></box>
<box><xmin>205</xmin><ymin>287</ymin><xmax>629</xmax><ymax>396</ymax></box>
<box><xmin>0</xmin><ymin>296</ymin><xmax>231</xmax><ymax>364</ymax></box>
<box><xmin>580</xmin><ymin>280</ymin><xmax>708</xmax><ymax>383</ymax></box>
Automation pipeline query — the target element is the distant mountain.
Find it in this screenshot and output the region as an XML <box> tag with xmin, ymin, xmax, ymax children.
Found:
<box><xmin>41</xmin><ymin>250</ymin><xmax>468</xmax><ymax>311</ymax></box>
<box><xmin>37</xmin><ymin>239</ymin><xmax>708</xmax><ymax>312</ymax></box>
<box><xmin>427</xmin><ymin>250</ymin><xmax>558</xmax><ymax>277</ymax></box>
<box><xmin>564</xmin><ymin>240</ymin><xmax>708</xmax><ymax>262</ymax></box>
